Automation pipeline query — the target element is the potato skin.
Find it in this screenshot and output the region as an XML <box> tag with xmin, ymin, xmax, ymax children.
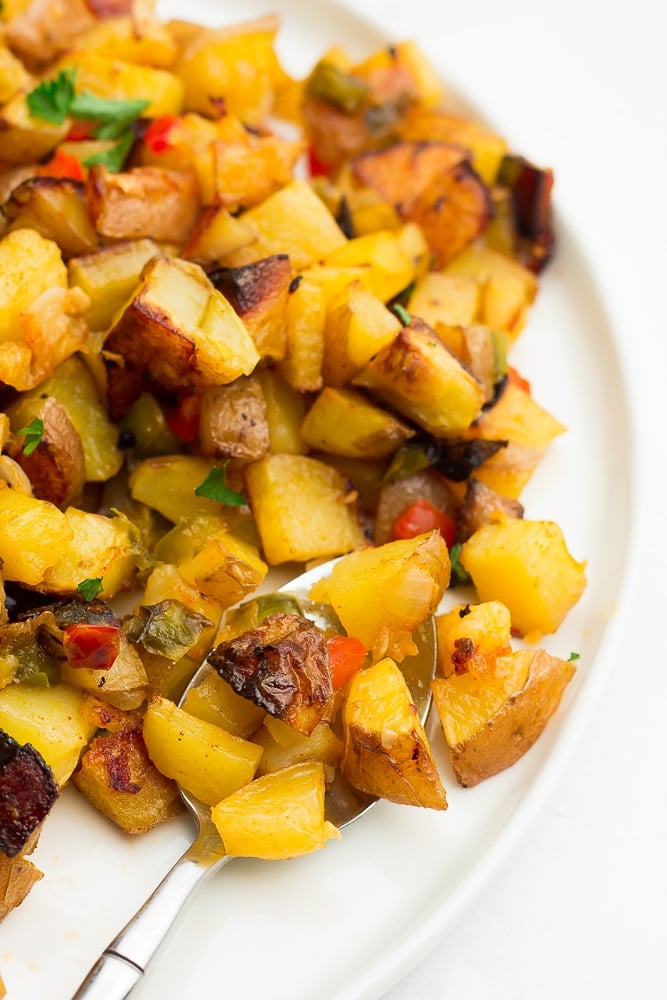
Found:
<box><xmin>11</xmin><ymin>395</ymin><xmax>85</xmax><ymax>508</ymax></box>
<box><xmin>208</xmin><ymin>612</ymin><xmax>333</xmax><ymax>735</ymax></box>
<box><xmin>434</xmin><ymin>647</ymin><xmax>576</xmax><ymax>787</ymax></box>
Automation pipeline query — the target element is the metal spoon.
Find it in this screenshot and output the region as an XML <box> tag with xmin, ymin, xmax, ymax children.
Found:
<box><xmin>73</xmin><ymin>557</ymin><xmax>438</xmax><ymax>999</ymax></box>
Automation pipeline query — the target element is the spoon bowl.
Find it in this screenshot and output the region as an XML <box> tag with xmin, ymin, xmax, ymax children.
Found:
<box><xmin>73</xmin><ymin>557</ymin><xmax>438</xmax><ymax>999</ymax></box>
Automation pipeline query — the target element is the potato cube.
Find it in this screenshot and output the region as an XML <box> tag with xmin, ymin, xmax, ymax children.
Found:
<box><xmin>341</xmin><ymin>657</ymin><xmax>447</xmax><ymax>809</ymax></box>
<box><xmin>460</xmin><ymin>519</ymin><xmax>587</xmax><ymax>635</ymax></box>
<box><xmin>39</xmin><ymin>507</ymin><xmax>137</xmax><ymax>599</ymax></box>
<box><xmin>211</xmin><ymin>760</ymin><xmax>341</xmax><ymax>859</ymax></box>
<box><xmin>129</xmin><ymin>454</ymin><xmax>228</xmax><ymax>522</ymax></box>
<box><xmin>181</xmin><ymin>670</ymin><xmax>265</xmax><ymax>740</ymax></box>
<box><xmin>255</xmin><ymin>368</ymin><xmax>308</xmax><ymax>455</ymax></box>
<box><xmin>0</xmin><ymin>682</ymin><xmax>96</xmax><ymax>785</ymax></box>
<box><xmin>86</xmin><ymin>165</ymin><xmax>199</xmax><ymax>244</ymax></box>
<box><xmin>309</xmin><ymin>531</ymin><xmax>449</xmax><ymax>661</ymax></box>
<box><xmin>324</xmin><ymin>226</ymin><xmax>425</xmax><ymax>303</ymax></box>
<box><xmin>0</xmin><ymin>93</ymin><xmax>68</xmax><ymax>165</ymax></box>
<box><xmin>143</xmin><ymin>695</ymin><xmax>262</xmax><ymax>806</ymax></box>
<box><xmin>275</xmin><ymin>274</ymin><xmax>326</xmax><ymax>393</ymax></box>
<box><xmin>436</xmin><ymin>601</ymin><xmax>512</xmax><ymax>679</ymax></box>
<box><xmin>301</xmin><ymin>386</ymin><xmax>414</xmax><ymax>459</ymax></box>
<box><xmin>0</xmin><ymin>483</ymin><xmax>73</xmax><ymax>586</ymax></box>
<box><xmin>105</xmin><ymin>256</ymin><xmax>260</xmax><ymax>390</ymax></box>
<box><xmin>322</xmin><ymin>281</ymin><xmax>400</xmax><ymax>387</ymax></box>
<box><xmin>68</xmin><ymin>238</ymin><xmax>162</xmax><ymax>332</ymax></box>
<box><xmin>178</xmin><ymin>532</ymin><xmax>268</xmax><ymax>608</ymax></box>
<box><xmin>0</xmin><ymin>228</ymin><xmax>66</xmax><ymax>343</ymax></box>
<box><xmin>57</xmin><ymin>52</ymin><xmax>184</xmax><ymax>117</ymax></box>
<box><xmin>245</xmin><ymin>453</ymin><xmax>366</xmax><ymax>564</ymax></box>
<box><xmin>468</xmin><ymin>380</ymin><xmax>566</xmax><ymax>449</ymax></box>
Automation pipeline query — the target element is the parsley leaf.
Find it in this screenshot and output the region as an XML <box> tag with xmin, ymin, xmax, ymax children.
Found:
<box><xmin>70</xmin><ymin>92</ymin><xmax>149</xmax><ymax>139</ymax></box>
<box><xmin>18</xmin><ymin>417</ymin><xmax>44</xmax><ymax>456</ymax></box>
<box><xmin>27</xmin><ymin>68</ymin><xmax>77</xmax><ymax>125</ymax></box>
<box><xmin>77</xmin><ymin>577</ymin><xmax>104</xmax><ymax>602</ymax></box>
<box><xmin>83</xmin><ymin>130</ymin><xmax>136</xmax><ymax>173</ymax></box>
<box><xmin>567</xmin><ymin>651</ymin><xmax>581</xmax><ymax>662</ymax></box>
<box><xmin>194</xmin><ymin>465</ymin><xmax>246</xmax><ymax>506</ymax></box>
<box><xmin>449</xmin><ymin>543</ymin><xmax>472</xmax><ymax>587</ymax></box>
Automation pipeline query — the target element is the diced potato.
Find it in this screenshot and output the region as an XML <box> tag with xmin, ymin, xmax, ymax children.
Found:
<box><xmin>468</xmin><ymin>380</ymin><xmax>566</xmax><ymax>449</ymax></box>
<box><xmin>245</xmin><ymin>453</ymin><xmax>366</xmax><ymax>564</ymax></box>
<box><xmin>221</xmin><ymin>180</ymin><xmax>346</xmax><ymax>271</ymax></box>
<box><xmin>182</xmin><ymin>206</ymin><xmax>257</xmax><ymax>267</ymax></box>
<box><xmin>58</xmin><ymin>51</ymin><xmax>184</xmax><ymax>117</ymax></box>
<box><xmin>341</xmin><ymin>657</ymin><xmax>447</xmax><ymax>808</ymax></box>
<box><xmin>11</xmin><ymin>284</ymin><xmax>90</xmax><ymax>391</ymax></box>
<box><xmin>460</xmin><ymin>519</ymin><xmax>587</xmax><ymax>635</ymax></box>
<box><xmin>255</xmin><ymin>718</ymin><xmax>343</xmax><ymax>776</ymax></box>
<box><xmin>0</xmin><ymin>682</ymin><xmax>96</xmax><ymax>785</ymax></box>
<box><xmin>129</xmin><ymin>454</ymin><xmax>226</xmax><ymax>522</ymax></box>
<box><xmin>436</xmin><ymin>601</ymin><xmax>512</xmax><ymax>679</ymax></box>
<box><xmin>210</xmin><ymin>760</ymin><xmax>341</xmax><ymax>860</ymax></box>
<box><xmin>444</xmin><ymin>245</ymin><xmax>538</xmax><ymax>339</ymax></box>
<box><xmin>7</xmin><ymin>355</ymin><xmax>123</xmax><ymax>483</ymax></box>
<box><xmin>178</xmin><ymin>532</ymin><xmax>268</xmax><ymax>608</ymax></box>
<box><xmin>68</xmin><ymin>238</ymin><xmax>162</xmax><ymax>331</ymax></box>
<box><xmin>0</xmin><ymin>482</ymin><xmax>73</xmax><ymax>585</ymax></box>
<box><xmin>255</xmin><ymin>368</ymin><xmax>308</xmax><ymax>455</ymax></box>
<box><xmin>309</xmin><ymin>531</ymin><xmax>449</xmax><ymax>661</ymax></box>
<box><xmin>470</xmin><ymin>442</ymin><xmax>545</xmax><ymax>500</ymax></box>
<box><xmin>143</xmin><ymin>695</ymin><xmax>262</xmax><ymax>806</ymax></box>
<box><xmin>73</xmin><ymin>15</ymin><xmax>179</xmax><ymax>68</ymax></box>
<box><xmin>407</xmin><ymin>271</ymin><xmax>480</xmax><ymax>329</ymax></box>
<box><xmin>322</xmin><ymin>281</ymin><xmax>401</xmax><ymax>387</ymax></box>
<box><xmin>4</xmin><ymin>0</ymin><xmax>96</xmax><ymax>66</ymax></box>
<box><xmin>198</xmin><ymin>375</ymin><xmax>269</xmax><ymax>461</ymax></box>
<box><xmin>0</xmin><ymin>92</ymin><xmax>68</xmax><ymax>165</ymax></box>
<box><xmin>353</xmin><ymin>319</ymin><xmax>485</xmax><ymax>436</ymax></box>
<box><xmin>301</xmin><ymin>386</ymin><xmax>414</xmax><ymax>459</ymax></box>
<box><xmin>0</xmin><ymin>228</ymin><xmax>66</xmax><ymax>343</ymax></box>
<box><xmin>324</xmin><ymin>226</ymin><xmax>425</xmax><ymax>303</ymax></box>
<box><xmin>0</xmin><ymin>43</ymin><xmax>33</xmax><ymax>105</ymax></box>
<box><xmin>275</xmin><ymin>274</ymin><xmax>326</xmax><ymax>393</ymax></box>
<box><xmin>72</xmin><ymin>725</ymin><xmax>183</xmax><ymax>834</ymax></box>
<box><xmin>4</xmin><ymin>177</ymin><xmax>98</xmax><ymax>259</ymax></box>
<box><xmin>209</xmin><ymin>255</ymin><xmax>292</xmax><ymax>363</ymax></box>
<box><xmin>398</xmin><ymin>107</ymin><xmax>508</xmax><ymax>185</ymax></box>
<box><xmin>432</xmin><ymin>647</ymin><xmax>576</xmax><ymax>786</ymax></box>
<box><xmin>7</xmin><ymin>395</ymin><xmax>85</xmax><ymax>508</ymax></box>
<box><xmin>181</xmin><ymin>670</ymin><xmax>265</xmax><ymax>739</ymax></box>
<box><xmin>174</xmin><ymin>16</ymin><xmax>283</xmax><ymax>124</ymax></box>
<box><xmin>86</xmin><ymin>165</ymin><xmax>199</xmax><ymax>244</ymax></box>
<box><xmin>105</xmin><ymin>256</ymin><xmax>260</xmax><ymax>390</ymax></box>
<box><xmin>211</xmin><ymin>135</ymin><xmax>305</xmax><ymax>214</ymax></box>
<box><xmin>39</xmin><ymin>507</ymin><xmax>138</xmax><ymax>599</ymax></box>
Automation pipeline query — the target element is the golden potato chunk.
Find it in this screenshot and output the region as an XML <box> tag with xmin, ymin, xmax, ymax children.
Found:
<box><xmin>0</xmin><ymin>850</ymin><xmax>43</xmax><ymax>922</ymax></box>
<box><xmin>198</xmin><ymin>375</ymin><xmax>269</xmax><ymax>462</ymax></box>
<box><xmin>341</xmin><ymin>657</ymin><xmax>447</xmax><ymax>809</ymax></box>
<box><xmin>432</xmin><ymin>647</ymin><xmax>576</xmax><ymax>787</ymax></box>
<box><xmin>86</xmin><ymin>164</ymin><xmax>199</xmax><ymax>243</ymax></box>
<box><xmin>300</xmin><ymin>386</ymin><xmax>414</xmax><ymax>459</ymax></box>
<box><xmin>0</xmin><ymin>482</ymin><xmax>73</xmax><ymax>586</ymax></box>
<box><xmin>208</xmin><ymin>255</ymin><xmax>292</xmax><ymax>362</ymax></box>
<box><xmin>105</xmin><ymin>255</ymin><xmax>260</xmax><ymax>390</ymax></box>
<box><xmin>208</xmin><ymin>612</ymin><xmax>333</xmax><ymax>736</ymax></box>
<box><xmin>9</xmin><ymin>395</ymin><xmax>85</xmax><ymax>508</ymax></box>
<box><xmin>211</xmin><ymin>760</ymin><xmax>341</xmax><ymax>860</ymax></box>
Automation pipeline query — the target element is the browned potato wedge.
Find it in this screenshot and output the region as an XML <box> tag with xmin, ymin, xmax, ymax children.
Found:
<box><xmin>208</xmin><ymin>612</ymin><xmax>333</xmax><ymax>736</ymax></box>
<box><xmin>198</xmin><ymin>375</ymin><xmax>269</xmax><ymax>461</ymax></box>
<box><xmin>300</xmin><ymin>386</ymin><xmax>415</xmax><ymax>459</ymax></box>
<box><xmin>3</xmin><ymin>177</ymin><xmax>98</xmax><ymax>259</ymax></box>
<box><xmin>211</xmin><ymin>135</ymin><xmax>305</xmax><ymax>213</ymax></box>
<box><xmin>432</xmin><ymin>647</ymin><xmax>576</xmax><ymax>787</ymax></box>
<box><xmin>353</xmin><ymin>318</ymin><xmax>485</xmax><ymax>436</ymax></box>
<box><xmin>72</xmin><ymin>724</ymin><xmax>183</xmax><ymax>834</ymax></box>
<box><xmin>457</xmin><ymin>477</ymin><xmax>524</xmax><ymax>543</ymax></box>
<box><xmin>0</xmin><ymin>93</ymin><xmax>68</xmax><ymax>166</ymax></box>
<box><xmin>68</xmin><ymin>237</ymin><xmax>162</xmax><ymax>332</ymax></box>
<box><xmin>85</xmin><ymin>165</ymin><xmax>199</xmax><ymax>244</ymax></box>
<box><xmin>105</xmin><ymin>255</ymin><xmax>260</xmax><ymax>390</ymax></box>
<box><xmin>341</xmin><ymin>656</ymin><xmax>447</xmax><ymax>809</ymax></box>
<box><xmin>208</xmin><ymin>255</ymin><xmax>292</xmax><ymax>362</ymax></box>
<box><xmin>8</xmin><ymin>395</ymin><xmax>85</xmax><ymax>508</ymax></box>
<box><xmin>4</xmin><ymin>0</ymin><xmax>98</xmax><ymax>66</ymax></box>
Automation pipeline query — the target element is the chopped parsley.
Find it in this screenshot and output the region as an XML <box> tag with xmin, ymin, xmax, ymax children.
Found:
<box><xmin>77</xmin><ymin>577</ymin><xmax>104</xmax><ymax>602</ymax></box>
<box><xmin>567</xmin><ymin>651</ymin><xmax>581</xmax><ymax>662</ymax></box>
<box><xmin>392</xmin><ymin>303</ymin><xmax>411</xmax><ymax>326</ymax></box>
<box><xmin>449</xmin><ymin>543</ymin><xmax>472</xmax><ymax>587</ymax></box>
<box><xmin>18</xmin><ymin>417</ymin><xmax>44</xmax><ymax>456</ymax></box>
<box><xmin>194</xmin><ymin>464</ymin><xmax>246</xmax><ymax>506</ymax></box>
<box><xmin>27</xmin><ymin>69</ymin><xmax>149</xmax><ymax>172</ymax></box>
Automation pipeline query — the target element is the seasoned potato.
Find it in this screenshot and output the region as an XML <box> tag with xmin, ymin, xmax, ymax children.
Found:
<box><xmin>309</xmin><ymin>531</ymin><xmax>449</xmax><ymax>661</ymax></box>
<box><xmin>59</xmin><ymin>633</ymin><xmax>148</xmax><ymax>711</ymax></box>
<box><xmin>4</xmin><ymin>0</ymin><xmax>97</xmax><ymax>66</ymax></box>
<box><xmin>3</xmin><ymin>177</ymin><xmax>98</xmax><ymax>258</ymax></box>
<box><xmin>254</xmin><ymin>718</ymin><xmax>343</xmax><ymax>776</ymax></box>
<box><xmin>211</xmin><ymin>760</ymin><xmax>341</xmax><ymax>860</ymax></box>
<box><xmin>0</xmin><ymin>482</ymin><xmax>73</xmax><ymax>586</ymax></box>
<box><xmin>39</xmin><ymin>507</ymin><xmax>138</xmax><ymax>599</ymax></box>
<box><xmin>276</xmin><ymin>275</ymin><xmax>326</xmax><ymax>392</ymax></box>
<box><xmin>435</xmin><ymin>601</ymin><xmax>512</xmax><ymax>679</ymax></box>
<box><xmin>57</xmin><ymin>51</ymin><xmax>184</xmax><ymax>117</ymax></box>
<box><xmin>72</xmin><ymin>725</ymin><xmax>183</xmax><ymax>834</ymax></box>
<box><xmin>181</xmin><ymin>670</ymin><xmax>265</xmax><ymax>740</ymax></box>
<box><xmin>322</xmin><ymin>281</ymin><xmax>401</xmax><ymax>387</ymax></box>
<box><xmin>198</xmin><ymin>376</ymin><xmax>269</xmax><ymax>461</ymax></box>
<box><xmin>68</xmin><ymin>238</ymin><xmax>161</xmax><ymax>332</ymax></box>
<box><xmin>432</xmin><ymin>647</ymin><xmax>576</xmax><ymax>787</ymax></box>
<box><xmin>300</xmin><ymin>386</ymin><xmax>415</xmax><ymax>459</ymax></box>
<box><xmin>86</xmin><ymin>165</ymin><xmax>199</xmax><ymax>243</ymax></box>
<box><xmin>341</xmin><ymin>657</ymin><xmax>447</xmax><ymax>809</ymax></box>
<box><xmin>208</xmin><ymin>255</ymin><xmax>292</xmax><ymax>362</ymax></box>
<box><xmin>459</xmin><ymin>519</ymin><xmax>587</xmax><ymax>636</ymax></box>
<box><xmin>105</xmin><ymin>255</ymin><xmax>260</xmax><ymax>390</ymax></box>
<box><xmin>8</xmin><ymin>395</ymin><xmax>85</xmax><ymax>508</ymax></box>
<box><xmin>178</xmin><ymin>531</ymin><xmax>268</xmax><ymax>609</ymax></box>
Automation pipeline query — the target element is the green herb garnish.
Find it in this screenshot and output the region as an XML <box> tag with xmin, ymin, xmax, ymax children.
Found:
<box><xmin>567</xmin><ymin>651</ymin><xmax>581</xmax><ymax>662</ymax></box>
<box><xmin>449</xmin><ymin>543</ymin><xmax>472</xmax><ymax>587</ymax></box>
<box><xmin>69</xmin><ymin>91</ymin><xmax>149</xmax><ymax>139</ymax></box>
<box><xmin>77</xmin><ymin>577</ymin><xmax>104</xmax><ymax>602</ymax></box>
<box><xmin>26</xmin><ymin>68</ymin><xmax>77</xmax><ymax>124</ymax></box>
<box><xmin>194</xmin><ymin>464</ymin><xmax>246</xmax><ymax>506</ymax></box>
<box><xmin>392</xmin><ymin>303</ymin><xmax>411</xmax><ymax>326</ymax></box>
<box><xmin>18</xmin><ymin>417</ymin><xmax>44</xmax><ymax>456</ymax></box>
<box><xmin>83</xmin><ymin>130</ymin><xmax>136</xmax><ymax>172</ymax></box>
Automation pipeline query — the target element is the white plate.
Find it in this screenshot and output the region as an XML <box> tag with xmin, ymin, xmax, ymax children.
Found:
<box><xmin>1</xmin><ymin>1</ymin><xmax>635</xmax><ymax>998</ymax></box>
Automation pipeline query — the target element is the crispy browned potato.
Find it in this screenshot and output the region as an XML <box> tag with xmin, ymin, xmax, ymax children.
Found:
<box><xmin>4</xmin><ymin>0</ymin><xmax>99</xmax><ymax>66</ymax></box>
<box><xmin>72</xmin><ymin>724</ymin><xmax>184</xmax><ymax>834</ymax></box>
<box><xmin>208</xmin><ymin>254</ymin><xmax>293</xmax><ymax>362</ymax></box>
<box><xmin>457</xmin><ymin>476</ymin><xmax>524</xmax><ymax>543</ymax></box>
<box><xmin>86</xmin><ymin>164</ymin><xmax>200</xmax><ymax>244</ymax></box>
<box><xmin>9</xmin><ymin>395</ymin><xmax>86</xmax><ymax>508</ymax></box>
<box><xmin>3</xmin><ymin>177</ymin><xmax>98</xmax><ymax>259</ymax></box>
<box><xmin>208</xmin><ymin>612</ymin><xmax>333</xmax><ymax>736</ymax></box>
<box><xmin>432</xmin><ymin>647</ymin><xmax>576</xmax><ymax>787</ymax></box>
<box><xmin>341</xmin><ymin>657</ymin><xmax>447</xmax><ymax>809</ymax></box>
<box><xmin>198</xmin><ymin>375</ymin><xmax>269</xmax><ymax>461</ymax></box>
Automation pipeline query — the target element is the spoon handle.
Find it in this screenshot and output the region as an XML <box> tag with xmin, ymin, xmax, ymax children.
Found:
<box><xmin>73</xmin><ymin>840</ymin><xmax>230</xmax><ymax>999</ymax></box>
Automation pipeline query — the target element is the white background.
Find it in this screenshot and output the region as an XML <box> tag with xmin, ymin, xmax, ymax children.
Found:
<box><xmin>354</xmin><ymin>0</ymin><xmax>667</xmax><ymax>997</ymax></box>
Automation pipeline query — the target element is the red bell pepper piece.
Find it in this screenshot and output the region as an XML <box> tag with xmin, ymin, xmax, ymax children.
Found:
<box><xmin>143</xmin><ymin>114</ymin><xmax>179</xmax><ymax>154</ymax></box>
<box><xmin>62</xmin><ymin>624</ymin><xmax>121</xmax><ymax>671</ymax></box>
<box><xmin>37</xmin><ymin>148</ymin><xmax>85</xmax><ymax>181</ymax></box>
<box><xmin>164</xmin><ymin>393</ymin><xmax>201</xmax><ymax>442</ymax></box>
<box><xmin>326</xmin><ymin>635</ymin><xmax>367</xmax><ymax>690</ymax></box>
<box><xmin>392</xmin><ymin>498</ymin><xmax>457</xmax><ymax>548</ymax></box>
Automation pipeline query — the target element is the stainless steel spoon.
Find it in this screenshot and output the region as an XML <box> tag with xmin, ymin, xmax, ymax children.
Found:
<box><xmin>73</xmin><ymin>557</ymin><xmax>438</xmax><ymax>999</ymax></box>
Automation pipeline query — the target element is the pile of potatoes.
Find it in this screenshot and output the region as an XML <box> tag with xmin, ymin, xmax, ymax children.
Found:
<box><xmin>0</xmin><ymin>0</ymin><xmax>586</xmax><ymax>919</ymax></box>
